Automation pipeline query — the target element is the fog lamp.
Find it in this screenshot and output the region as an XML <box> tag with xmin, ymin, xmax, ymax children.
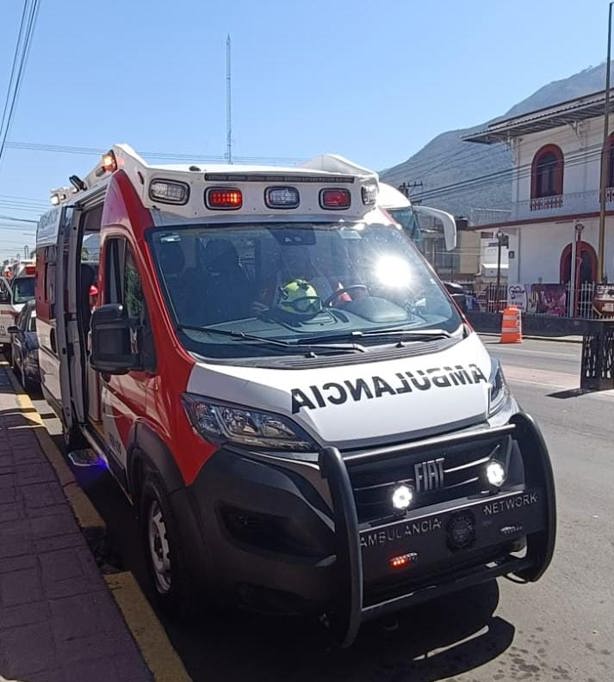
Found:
<box><xmin>486</xmin><ymin>460</ymin><xmax>506</xmax><ymax>487</ymax></box>
<box><xmin>391</xmin><ymin>484</ymin><xmax>413</xmax><ymax>511</ymax></box>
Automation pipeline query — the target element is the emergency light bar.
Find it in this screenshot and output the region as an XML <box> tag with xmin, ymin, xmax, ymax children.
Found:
<box><xmin>265</xmin><ymin>186</ymin><xmax>300</xmax><ymax>209</ymax></box>
<box><xmin>149</xmin><ymin>179</ymin><xmax>190</xmax><ymax>205</ymax></box>
<box><xmin>58</xmin><ymin>145</ymin><xmax>382</xmax><ymax>219</ymax></box>
<box><xmin>205</xmin><ymin>187</ymin><xmax>243</xmax><ymax>210</ymax></box>
<box><xmin>361</xmin><ymin>183</ymin><xmax>378</xmax><ymax>206</ymax></box>
<box><xmin>96</xmin><ymin>150</ymin><xmax>117</xmax><ymax>177</ymax></box>
<box><xmin>320</xmin><ymin>188</ymin><xmax>351</xmax><ymax>210</ymax></box>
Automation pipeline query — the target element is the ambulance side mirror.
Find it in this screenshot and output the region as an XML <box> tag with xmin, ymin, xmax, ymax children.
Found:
<box><xmin>0</xmin><ymin>290</ymin><xmax>10</xmax><ymax>303</ymax></box>
<box><xmin>90</xmin><ymin>304</ymin><xmax>141</xmax><ymax>374</ymax></box>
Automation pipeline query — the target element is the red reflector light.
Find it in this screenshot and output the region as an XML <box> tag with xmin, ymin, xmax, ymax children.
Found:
<box><xmin>320</xmin><ymin>188</ymin><xmax>351</xmax><ymax>210</ymax></box>
<box><xmin>389</xmin><ymin>552</ymin><xmax>417</xmax><ymax>570</ymax></box>
<box><xmin>206</xmin><ymin>187</ymin><xmax>243</xmax><ymax>210</ymax></box>
<box><xmin>25</xmin><ymin>264</ymin><xmax>36</xmax><ymax>275</ymax></box>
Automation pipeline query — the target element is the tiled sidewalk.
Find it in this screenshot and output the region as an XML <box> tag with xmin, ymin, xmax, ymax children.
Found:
<box><xmin>0</xmin><ymin>368</ymin><xmax>152</xmax><ymax>682</ymax></box>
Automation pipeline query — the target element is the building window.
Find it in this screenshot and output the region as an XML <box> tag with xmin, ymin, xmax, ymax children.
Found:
<box><xmin>531</xmin><ymin>145</ymin><xmax>563</xmax><ymax>209</ymax></box>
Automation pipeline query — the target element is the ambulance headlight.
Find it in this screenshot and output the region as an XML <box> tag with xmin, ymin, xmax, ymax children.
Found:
<box><xmin>488</xmin><ymin>360</ymin><xmax>510</xmax><ymax>416</ymax></box>
<box><xmin>182</xmin><ymin>394</ymin><xmax>315</xmax><ymax>452</ymax></box>
<box><xmin>149</xmin><ymin>179</ymin><xmax>190</xmax><ymax>205</ymax></box>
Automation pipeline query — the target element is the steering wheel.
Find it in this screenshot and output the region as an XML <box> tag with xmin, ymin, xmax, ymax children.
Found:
<box><xmin>324</xmin><ymin>284</ymin><xmax>369</xmax><ymax>307</ymax></box>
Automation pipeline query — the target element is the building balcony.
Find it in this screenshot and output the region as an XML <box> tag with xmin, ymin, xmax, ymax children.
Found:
<box><xmin>530</xmin><ymin>195</ymin><xmax>563</xmax><ymax>211</ymax></box>
<box><xmin>511</xmin><ymin>189</ymin><xmax>614</xmax><ymax>221</ymax></box>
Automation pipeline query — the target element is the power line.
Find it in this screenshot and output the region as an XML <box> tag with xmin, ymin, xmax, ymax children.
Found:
<box><xmin>414</xmin><ymin>142</ymin><xmax>607</xmax><ymax>203</ymax></box>
<box><xmin>0</xmin><ymin>214</ymin><xmax>38</xmax><ymax>223</ymax></box>
<box><xmin>0</xmin><ymin>1</ymin><xmax>28</xmax><ymax>149</ymax></box>
<box><xmin>3</xmin><ymin>140</ymin><xmax>304</xmax><ymax>164</ymax></box>
<box><xmin>383</xmin><ymin>141</ymin><xmax>509</xmax><ymax>184</ymax></box>
<box><xmin>0</xmin><ymin>0</ymin><xmax>42</xmax><ymax>164</ymax></box>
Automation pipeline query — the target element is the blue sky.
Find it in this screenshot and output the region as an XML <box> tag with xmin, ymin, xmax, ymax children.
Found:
<box><xmin>0</xmin><ymin>0</ymin><xmax>610</xmax><ymax>259</ymax></box>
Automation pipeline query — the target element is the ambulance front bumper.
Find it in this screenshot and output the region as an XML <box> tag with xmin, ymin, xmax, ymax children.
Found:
<box><xmin>180</xmin><ymin>411</ymin><xmax>555</xmax><ymax>646</ymax></box>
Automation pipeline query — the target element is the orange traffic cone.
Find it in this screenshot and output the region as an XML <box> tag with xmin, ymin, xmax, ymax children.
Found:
<box><xmin>500</xmin><ymin>306</ymin><xmax>522</xmax><ymax>343</ymax></box>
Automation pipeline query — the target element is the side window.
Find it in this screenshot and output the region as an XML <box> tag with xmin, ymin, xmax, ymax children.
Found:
<box><xmin>104</xmin><ymin>237</ymin><xmax>155</xmax><ymax>369</ymax></box>
<box><xmin>124</xmin><ymin>250</ymin><xmax>145</xmax><ymax>321</ymax></box>
<box><xmin>105</xmin><ymin>239</ymin><xmax>124</xmax><ymax>305</ymax></box>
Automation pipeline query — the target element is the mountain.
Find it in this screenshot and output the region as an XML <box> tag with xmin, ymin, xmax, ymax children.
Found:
<box><xmin>380</xmin><ymin>63</ymin><xmax>611</xmax><ymax>224</ymax></box>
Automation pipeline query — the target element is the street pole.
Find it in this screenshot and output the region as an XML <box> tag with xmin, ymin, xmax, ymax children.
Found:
<box><xmin>496</xmin><ymin>230</ymin><xmax>503</xmax><ymax>310</ymax></box>
<box><xmin>570</xmin><ymin>228</ymin><xmax>577</xmax><ymax>317</ymax></box>
<box><xmin>598</xmin><ymin>1</ymin><xmax>613</xmax><ymax>283</ymax></box>
<box><xmin>226</xmin><ymin>34</ymin><xmax>232</xmax><ymax>164</ymax></box>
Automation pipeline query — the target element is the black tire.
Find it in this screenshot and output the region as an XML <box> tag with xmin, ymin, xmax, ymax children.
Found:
<box><xmin>139</xmin><ymin>470</ymin><xmax>195</xmax><ymax>617</ymax></box>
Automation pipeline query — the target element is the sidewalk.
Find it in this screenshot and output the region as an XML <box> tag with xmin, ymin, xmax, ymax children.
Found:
<box><xmin>0</xmin><ymin>367</ymin><xmax>153</xmax><ymax>682</ymax></box>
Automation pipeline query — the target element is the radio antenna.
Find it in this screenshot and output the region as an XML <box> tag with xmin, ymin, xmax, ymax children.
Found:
<box><xmin>226</xmin><ymin>34</ymin><xmax>232</xmax><ymax>164</ymax></box>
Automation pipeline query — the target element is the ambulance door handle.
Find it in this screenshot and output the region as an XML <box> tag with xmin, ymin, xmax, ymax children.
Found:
<box><xmin>50</xmin><ymin>328</ymin><xmax>57</xmax><ymax>353</ymax></box>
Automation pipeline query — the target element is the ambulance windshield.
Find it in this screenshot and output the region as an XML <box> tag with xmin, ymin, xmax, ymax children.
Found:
<box><xmin>150</xmin><ymin>221</ymin><xmax>461</xmax><ymax>359</ymax></box>
<box><xmin>12</xmin><ymin>276</ymin><xmax>36</xmax><ymax>304</ymax></box>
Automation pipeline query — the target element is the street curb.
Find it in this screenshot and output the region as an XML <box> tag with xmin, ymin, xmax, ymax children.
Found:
<box><xmin>4</xmin><ymin>365</ymin><xmax>190</xmax><ymax>682</ymax></box>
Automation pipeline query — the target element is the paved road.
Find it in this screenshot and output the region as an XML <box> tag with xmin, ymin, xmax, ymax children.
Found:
<box><xmin>33</xmin><ymin>338</ymin><xmax>614</xmax><ymax>681</ymax></box>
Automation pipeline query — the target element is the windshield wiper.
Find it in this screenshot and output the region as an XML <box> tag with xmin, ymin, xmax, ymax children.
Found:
<box><xmin>178</xmin><ymin>324</ymin><xmax>366</xmax><ymax>354</ymax></box>
<box><xmin>296</xmin><ymin>328</ymin><xmax>453</xmax><ymax>345</ymax></box>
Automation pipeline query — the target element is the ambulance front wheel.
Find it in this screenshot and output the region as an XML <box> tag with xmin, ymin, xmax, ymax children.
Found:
<box><xmin>139</xmin><ymin>470</ymin><xmax>195</xmax><ymax>618</ymax></box>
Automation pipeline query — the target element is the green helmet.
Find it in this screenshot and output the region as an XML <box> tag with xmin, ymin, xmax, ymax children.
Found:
<box><xmin>278</xmin><ymin>279</ymin><xmax>321</xmax><ymax>315</ymax></box>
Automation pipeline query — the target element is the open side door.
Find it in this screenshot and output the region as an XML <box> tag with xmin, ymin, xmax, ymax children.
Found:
<box><xmin>413</xmin><ymin>205</ymin><xmax>457</xmax><ymax>251</ymax></box>
<box><xmin>54</xmin><ymin>205</ymin><xmax>88</xmax><ymax>432</ymax></box>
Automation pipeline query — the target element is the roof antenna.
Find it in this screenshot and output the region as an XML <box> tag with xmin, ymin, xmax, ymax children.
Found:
<box><xmin>226</xmin><ymin>34</ymin><xmax>232</xmax><ymax>164</ymax></box>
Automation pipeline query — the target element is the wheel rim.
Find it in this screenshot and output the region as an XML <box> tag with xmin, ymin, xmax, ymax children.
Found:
<box><xmin>147</xmin><ymin>499</ymin><xmax>172</xmax><ymax>594</ymax></box>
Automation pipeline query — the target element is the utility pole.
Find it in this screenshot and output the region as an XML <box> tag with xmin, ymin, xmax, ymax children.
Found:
<box><xmin>226</xmin><ymin>34</ymin><xmax>232</xmax><ymax>164</ymax></box>
<box><xmin>598</xmin><ymin>2</ymin><xmax>613</xmax><ymax>283</ymax></box>
<box><xmin>397</xmin><ymin>181</ymin><xmax>423</xmax><ymax>199</ymax></box>
<box><xmin>495</xmin><ymin>230</ymin><xmax>508</xmax><ymax>310</ymax></box>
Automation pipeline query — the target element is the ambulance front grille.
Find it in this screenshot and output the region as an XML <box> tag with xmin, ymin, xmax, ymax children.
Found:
<box><xmin>346</xmin><ymin>434</ymin><xmax>511</xmax><ymax>525</ymax></box>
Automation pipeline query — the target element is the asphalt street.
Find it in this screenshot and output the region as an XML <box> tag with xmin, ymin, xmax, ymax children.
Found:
<box><xmin>32</xmin><ymin>337</ymin><xmax>614</xmax><ymax>682</ymax></box>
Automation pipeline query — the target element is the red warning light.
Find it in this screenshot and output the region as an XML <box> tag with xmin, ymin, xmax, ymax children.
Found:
<box><xmin>206</xmin><ymin>187</ymin><xmax>243</xmax><ymax>210</ymax></box>
<box><xmin>389</xmin><ymin>552</ymin><xmax>417</xmax><ymax>570</ymax></box>
<box><xmin>320</xmin><ymin>188</ymin><xmax>351</xmax><ymax>210</ymax></box>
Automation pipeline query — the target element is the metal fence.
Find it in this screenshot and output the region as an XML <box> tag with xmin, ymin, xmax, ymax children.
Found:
<box><xmin>468</xmin><ymin>282</ymin><xmax>600</xmax><ymax>319</ymax></box>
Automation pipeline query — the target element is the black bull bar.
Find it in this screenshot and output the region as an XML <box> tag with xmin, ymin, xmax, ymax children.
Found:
<box><xmin>318</xmin><ymin>412</ymin><xmax>556</xmax><ymax>647</ymax></box>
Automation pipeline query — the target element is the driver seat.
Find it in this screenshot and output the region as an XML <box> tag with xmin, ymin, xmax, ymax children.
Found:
<box><xmin>200</xmin><ymin>239</ymin><xmax>251</xmax><ymax>324</ymax></box>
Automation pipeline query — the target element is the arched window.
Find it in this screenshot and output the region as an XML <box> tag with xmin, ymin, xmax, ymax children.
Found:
<box><xmin>531</xmin><ymin>145</ymin><xmax>564</xmax><ymax>207</ymax></box>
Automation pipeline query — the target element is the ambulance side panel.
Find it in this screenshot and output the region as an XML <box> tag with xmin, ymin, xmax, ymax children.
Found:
<box><xmin>35</xmin><ymin>208</ymin><xmax>73</xmax><ymax>427</ymax></box>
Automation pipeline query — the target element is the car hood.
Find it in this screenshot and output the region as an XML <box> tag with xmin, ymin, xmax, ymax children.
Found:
<box><xmin>186</xmin><ymin>332</ymin><xmax>494</xmax><ymax>449</ymax></box>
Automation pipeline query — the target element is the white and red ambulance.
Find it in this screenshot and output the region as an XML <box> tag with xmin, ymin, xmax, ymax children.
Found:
<box><xmin>36</xmin><ymin>145</ymin><xmax>555</xmax><ymax>645</ymax></box>
<box><xmin>0</xmin><ymin>262</ymin><xmax>36</xmax><ymax>356</ymax></box>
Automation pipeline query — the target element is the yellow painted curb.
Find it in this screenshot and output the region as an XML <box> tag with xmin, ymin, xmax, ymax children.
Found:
<box><xmin>105</xmin><ymin>572</ymin><xmax>191</xmax><ymax>682</ymax></box>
